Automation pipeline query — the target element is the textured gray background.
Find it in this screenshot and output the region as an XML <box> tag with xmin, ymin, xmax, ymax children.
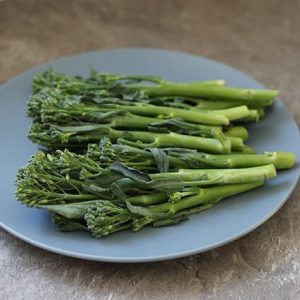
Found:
<box><xmin>0</xmin><ymin>1</ymin><xmax>300</xmax><ymax>299</ymax></box>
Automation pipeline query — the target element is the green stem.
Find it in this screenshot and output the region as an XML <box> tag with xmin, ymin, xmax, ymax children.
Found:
<box><xmin>128</xmin><ymin>193</ymin><xmax>167</xmax><ymax>205</ymax></box>
<box><xmin>227</xmin><ymin>136</ymin><xmax>246</xmax><ymax>150</ymax></box>
<box><xmin>195</xmin><ymin>99</ymin><xmax>272</xmax><ymax>109</ymax></box>
<box><xmin>85</xmin><ymin>181</ymin><xmax>265</xmax><ymax>237</ymax></box>
<box><xmin>152</xmin><ymin>203</ymin><xmax>213</xmax><ymax>227</ymax></box>
<box><xmin>39</xmin><ymin>193</ymin><xmax>168</xmax><ymax>220</ymax></box>
<box><xmin>112</xmin><ymin>104</ymin><xmax>252</xmax><ymax>125</ymax></box>
<box><xmin>40</xmin><ymin>100</ymin><xmax>232</xmax><ymax>143</ymax></box>
<box><xmin>149</xmin><ymin>181</ymin><xmax>264</xmax><ymax>213</ymax></box>
<box><xmin>108</xmin><ymin>103</ymin><xmax>230</xmax><ymax>125</ymax></box>
<box><xmin>38</xmin><ymin>200</ymin><xmax>101</xmax><ymax>218</ymax></box>
<box><xmin>231</xmin><ymin>145</ymin><xmax>256</xmax><ymax>154</ymax></box>
<box><xmin>237</xmin><ymin>109</ymin><xmax>264</xmax><ymax>122</ymax></box>
<box><xmin>224</xmin><ymin>126</ymin><xmax>249</xmax><ymax>140</ymax></box>
<box><xmin>173</xmin><ymin>80</ymin><xmax>225</xmax><ymax>87</ymax></box>
<box><xmin>175</xmin><ymin>151</ymin><xmax>295</xmax><ymax>169</ymax></box>
<box><xmin>111</xmin><ymin>113</ymin><xmax>162</xmax><ymax>129</ymax></box>
<box><xmin>128</xmin><ymin>83</ymin><xmax>279</xmax><ymax>104</ymax></box>
<box><xmin>149</xmin><ymin>164</ymin><xmax>276</xmax><ymax>184</ymax></box>
<box><xmin>39</xmin><ymin>193</ymin><xmax>99</xmax><ymax>204</ymax></box>
<box><xmin>65</xmin><ymin>128</ymin><xmax>229</xmax><ymax>154</ymax></box>
<box><xmin>204</xmin><ymin>106</ymin><xmax>250</xmax><ymax>121</ymax></box>
<box><xmin>120</xmin><ymin>76</ymin><xmax>225</xmax><ymax>86</ymax></box>
<box><xmin>110</xmin><ymin>113</ymin><xmax>223</xmax><ymax>137</ymax></box>
<box><xmin>120</xmin><ymin>130</ymin><xmax>228</xmax><ymax>154</ymax></box>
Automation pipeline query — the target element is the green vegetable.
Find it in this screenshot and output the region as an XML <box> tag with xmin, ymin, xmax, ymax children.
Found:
<box><xmin>29</xmin><ymin>89</ymin><xmax>250</xmax><ymax>126</ymax></box>
<box><xmin>111</xmin><ymin>162</ymin><xmax>276</xmax><ymax>187</ymax></box>
<box><xmin>29</xmin><ymin>124</ymin><xmax>234</xmax><ymax>154</ymax></box>
<box><xmin>85</xmin><ymin>181</ymin><xmax>264</xmax><ymax>237</ymax></box>
<box><xmin>16</xmin><ymin>144</ymin><xmax>277</xmax><ymax>208</ymax></box>
<box><xmin>167</xmin><ymin>149</ymin><xmax>296</xmax><ymax>169</ymax></box>
<box><xmin>97</xmin><ymin>103</ymin><xmax>251</xmax><ymax>125</ymax></box>
<box><xmin>28</xmin><ymin>90</ymin><xmax>236</xmax><ymax>148</ymax></box>
<box><xmin>15</xmin><ymin>136</ymin><xmax>292</xmax><ymax>213</ymax></box>
<box><xmin>14</xmin><ymin>68</ymin><xmax>295</xmax><ymax>238</ymax></box>
<box><xmin>32</xmin><ymin>68</ymin><xmax>225</xmax><ymax>94</ymax></box>
<box><xmin>27</xmin><ymin>70</ymin><xmax>279</xmax><ymax>155</ymax></box>
<box><xmin>32</xmin><ymin>69</ymin><xmax>278</xmax><ymax>106</ymax></box>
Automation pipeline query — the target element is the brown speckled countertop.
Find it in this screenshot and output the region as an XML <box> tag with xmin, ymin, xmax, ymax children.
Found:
<box><xmin>1</xmin><ymin>1</ymin><xmax>299</xmax><ymax>299</ymax></box>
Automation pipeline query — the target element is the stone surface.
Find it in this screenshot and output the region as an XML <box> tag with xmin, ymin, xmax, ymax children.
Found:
<box><xmin>0</xmin><ymin>0</ymin><xmax>299</xmax><ymax>299</ymax></box>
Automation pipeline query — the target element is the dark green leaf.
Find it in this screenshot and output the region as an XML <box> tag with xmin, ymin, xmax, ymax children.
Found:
<box><xmin>111</xmin><ymin>183</ymin><xmax>168</xmax><ymax>219</ymax></box>
<box><xmin>52</xmin><ymin>214</ymin><xmax>88</xmax><ymax>232</ymax></box>
<box><xmin>149</xmin><ymin>148</ymin><xmax>169</xmax><ymax>173</ymax></box>
<box><xmin>125</xmin><ymin>201</ymin><xmax>167</xmax><ymax>218</ymax></box>
<box><xmin>152</xmin><ymin>216</ymin><xmax>188</xmax><ymax>227</ymax></box>
<box><xmin>110</xmin><ymin>162</ymin><xmax>151</xmax><ymax>183</ymax></box>
<box><xmin>38</xmin><ymin>201</ymin><xmax>99</xmax><ymax>219</ymax></box>
<box><xmin>82</xmin><ymin>184</ymin><xmax>112</xmax><ymax>198</ymax></box>
<box><xmin>110</xmin><ymin>182</ymin><xmax>127</xmax><ymax>202</ymax></box>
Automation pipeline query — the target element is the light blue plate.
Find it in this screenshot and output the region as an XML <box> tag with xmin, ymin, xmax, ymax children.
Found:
<box><xmin>0</xmin><ymin>48</ymin><xmax>299</xmax><ymax>263</ymax></box>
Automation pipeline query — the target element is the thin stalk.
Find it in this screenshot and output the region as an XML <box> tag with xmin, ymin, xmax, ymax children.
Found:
<box><xmin>127</xmin><ymin>83</ymin><xmax>279</xmax><ymax>105</ymax></box>
<box><xmin>224</xmin><ymin>126</ymin><xmax>249</xmax><ymax>140</ymax></box>
<box><xmin>38</xmin><ymin>193</ymin><xmax>168</xmax><ymax>219</ymax></box>
<box><xmin>194</xmin><ymin>99</ymin><xmax>273</xmax><ymax>109</ymax></box>
<box><xmin>226</xmin><ymin>136</ymin><xmax>245</xmax><ymax>151</ymax></box>
<box><xmin>85</xmin><ymin>181</ymin><xmax>264</xmax><ymax>237</ymax></box>
<box><xmin>105</xmin><ymin>103</ymin><xmax>230</xmax><ymax>125</ymax></box>
<box><xmin>237</xmin><ymin>109</ymin><xmax>264</xmax><ymax>122</ymax></box>
<box><xmin>202</xmin><ymin>106</ymin><xmax>250</xmax><ymax>121</ymax></box>
<box><xmin>170</xmin><ymin>151</ymin><xmax>295</xmax><ymax>169</ymax></box>
<box><xmin>47</xmin><ymin>127</ymin><xmax>230</xmax><ymax>154</ymax></box>
<box><xmin>152</xmin><ymin>204</ymin><xmax>213</xmax><ymax>227</ymax></box>
<box><xmin>149</xmin><ymin>164</ymin><xmax>276</xmax><ymax>184</ymax></box>
<box><xmin>149</xmin><ymin>181</ymin><xmax>264</xmax><ymax>213</ymax></box>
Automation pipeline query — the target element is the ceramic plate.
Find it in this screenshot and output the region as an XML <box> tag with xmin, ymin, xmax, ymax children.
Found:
<box><xmin>0</xmin><ymin>48</ymin><xmax>299</xmax><ymax>262</ymax></box>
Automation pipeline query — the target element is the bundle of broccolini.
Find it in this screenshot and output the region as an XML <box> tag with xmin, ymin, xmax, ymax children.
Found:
<box><xmin>14</xmin><ymin>69</ymin><xmax>296</xmax><ymax>237</ymax></box>
<box><xmin>27</xmin><ymin>69</ymin><xmax>278</xmax><ymax>153</ymax></box>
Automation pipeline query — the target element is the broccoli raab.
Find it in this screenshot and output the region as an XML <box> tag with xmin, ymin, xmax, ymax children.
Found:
<box><xmin>15</xmin><ymin>69</ymin><xmax>296</xmax><ymax>237</ymax></box>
